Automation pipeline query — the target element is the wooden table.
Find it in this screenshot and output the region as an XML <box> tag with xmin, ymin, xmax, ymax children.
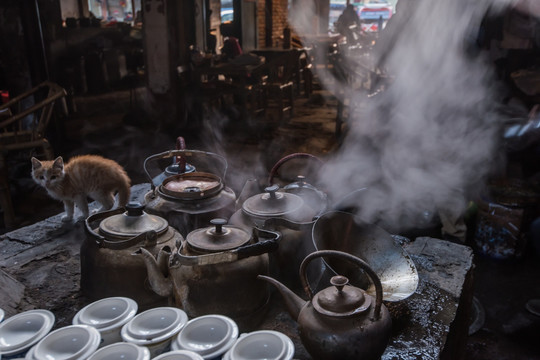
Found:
<box><xmin>250</xmin><ymin>48</ymin><xmax>306</xmax><ymax>63</ymax></box>
<box><xmin>194</xmin><ymin>58</ymin><xmax>266</xmax><ymax>84</ymax></box>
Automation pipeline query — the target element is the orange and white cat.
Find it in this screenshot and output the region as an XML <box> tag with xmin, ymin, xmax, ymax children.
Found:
<box><xmin>31</xmin><ymin>155</ymin><xmax>131</xmax><ymax>222</ymax></box>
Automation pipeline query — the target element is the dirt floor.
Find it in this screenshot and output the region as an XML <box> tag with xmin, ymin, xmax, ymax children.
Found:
<box><xmin>1</xmin><ymin>85</ymin><xmax>540</xmax><ymax>359</ymax></box>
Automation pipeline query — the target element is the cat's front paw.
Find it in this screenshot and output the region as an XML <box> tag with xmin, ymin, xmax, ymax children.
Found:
<box><xmin>61</xmin><ymin>214</ymin><xmax>73</xmax><ymax>222</ymax></box>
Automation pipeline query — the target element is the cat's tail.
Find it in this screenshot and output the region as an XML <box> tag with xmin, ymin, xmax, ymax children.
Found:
<box><xmin>117</xmin><ymin>173</ymin><xmax>132</xmax><ymax>207</ymax></box>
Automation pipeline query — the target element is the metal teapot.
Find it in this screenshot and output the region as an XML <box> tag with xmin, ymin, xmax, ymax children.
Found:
<box><xmin>148</xmin><ymin>136</ymin><xmax>195</xmax><ymax>187</ymax></box>
<box><xmin>137</xmin><ymin>219</ymin><xmax>280</xmax><ymax>331</ymax></box>
<box><xmin>267</xmin><ymin>153</ymin><xmax>328</xmax><ymax>215</ymax></box>
<box><xmin>229</xmin><ymin>184</ymin><xmax>321</xmax><ymax>293</ymax></box>
<box><xmin>82</xmin><ymin>202</ymin><xmax>183</xmax><ymax>310</ymax></box>
<box><xmin>258</xmin><ymin>250</ymin><xmax>392</xmax><ymax>360</ymax></box>
<box><xmin>143</xmin><ymin>148</ymin><xmax>236</xmax><ymax>237</ymax></box>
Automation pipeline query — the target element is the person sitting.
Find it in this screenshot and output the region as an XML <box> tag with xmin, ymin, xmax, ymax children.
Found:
<box><xmin>220</xmin><ymin>22</ymin><xmax>243</xmax><ymax>60</ymax></box>
<box><xmin>336</xmin><ymin>3</ymin><xmax>362</xmax><ymax>44</ymax></box>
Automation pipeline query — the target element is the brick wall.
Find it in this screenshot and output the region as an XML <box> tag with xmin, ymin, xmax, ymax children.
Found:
<box><xmin>257</xmin><ymin>0</ymin><xmax>290</xmax><ymax>48</ymax></box>
<box><xmin>209</xmin><ymin>0</ymin><xmax>298</xmax><ymax>50</ymax></box>
<box><xmin>257</xmin><ymin>0</ymin><xmax>266</xmax><ymax>46</ymax></box>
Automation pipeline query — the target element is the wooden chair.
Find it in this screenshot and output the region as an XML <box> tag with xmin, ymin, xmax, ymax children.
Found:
<box><xmin>297</xmin><ymin>50</ymin><xmax>313</xmax><ymax>98</ymax></box>
<box><xmin>261</xmin><ymin>52</ymin><xmax>296</xmax><ymax>123</ymax></box>
<box><xmin>0</xmin><ymin>81</ymin><xmax>67</xmax><ymax>228</ymax></box>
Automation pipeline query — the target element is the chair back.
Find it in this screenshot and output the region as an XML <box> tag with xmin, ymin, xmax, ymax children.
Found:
<box><xmin>265</xmin><ymin>52</ymin><xmax>296</xmax><ymax>85</ymax></box>
<box><xmin>0</xmin><ymin>81</ymin><xmax>67</xmax><ymax>144</ymax></box>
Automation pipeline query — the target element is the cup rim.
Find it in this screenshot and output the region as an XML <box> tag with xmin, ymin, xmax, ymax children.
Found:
<box><xmin>24</xmin><ymin>343</ymin><xmax>37</xmax><ymax>360</ymax></box>
<box><xmin>229</xmin><ymin>330</ymin><xmax>294</xmax><ymax>360</ymax></box>
<box><xmin>0</xmin><ymin>310</ymin><xmax>55</xmax><ymax>356</ymax></box>
<box><xmin>175</xmin><ymin>315</ymin><xmax>238</xmax><ymax>357</ymax></box>
<box><xmin>87</xmin><ymin>341</ymin><xmax>150</xmax><ymax>360</ymax></box>
<box><xmin>121</xmin><ymin>307</ymin><xmax>188</xmax><ymax>345</ymax></box>
<box><xmin>33</xmin><ymin>325</ymin><xmax>101</xmax><ymax>360</ymax></box>
<box><xmin>72</xmin><ymin>297</ymin><xmax>138</xmax><ymax>331</ymax></box>
<box><xmin>153</xmin><ymin>350</ymin><xmax>205</xmax><ymax>360</ymax></box>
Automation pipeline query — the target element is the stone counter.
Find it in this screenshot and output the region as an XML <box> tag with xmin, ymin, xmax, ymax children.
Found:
<box><xmin>0</xmin><ymin>184</ymin><xmax>474</xmax><ymax>360</ymax></box>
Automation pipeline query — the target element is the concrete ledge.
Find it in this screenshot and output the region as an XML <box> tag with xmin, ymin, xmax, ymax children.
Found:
<box><xmin>0</xmin><ymin>192</ymin><xmax>474</xmax><ymax>359</ymax></box>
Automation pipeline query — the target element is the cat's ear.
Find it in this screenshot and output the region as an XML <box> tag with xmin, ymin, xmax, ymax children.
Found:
<box><xmin>53</xmin><ymin>156</ymin><xmax>64</xmax><ymax>170</ymax></box>
<box><xmin>31</xmin><ymin>157</ymin><xmax>42</xmax><ymax>170</ymax></box>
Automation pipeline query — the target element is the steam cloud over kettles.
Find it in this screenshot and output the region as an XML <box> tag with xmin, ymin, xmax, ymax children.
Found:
<box><xmin>289</xmin><ymin>0</ymin><xmax>516</xmax><ymax>232</ymax></box>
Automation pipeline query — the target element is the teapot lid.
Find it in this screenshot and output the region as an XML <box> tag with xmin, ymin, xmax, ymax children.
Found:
<box><xmin>313</xmin><ymin>276</ymin><xmax>372</xmax><ymax>318</ymax></box>
<box><xmin>186</xmin><ymin>219</ymin><xmax>251</xmax><ymax>253</ymax></box>
<box><xmin>242</xmin><ymin>185</ymin><xmax>303</xmax><ymax>218</ymax></box>
<box><xmin>159</xmin><ymin>172</ymin><xmax>224</xmax><ymax>200</ymax></box>
<box><xmin>99</xmin><ymin>202</ymin><xmax>169</xmax><ymax>239</ymax></box>
<box><xmin>283</xmin><ymin>175</ymin><xmax>318</xmax><ymax>192</ymax></box>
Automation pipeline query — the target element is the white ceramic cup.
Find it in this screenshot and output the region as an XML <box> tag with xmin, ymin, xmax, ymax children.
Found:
<box><xmin>225</xmin><ymin>330</ymin><xmax>294</xmax><ymax>360</ymax></box>
<box><xmin>87</xmin><ymin>342</ymin><xmax>150</xmax><ymax>360</ymax></box>
<box><xmin>0</xmin><ymin>310</ymin><xmax>55</xmax><ymax>359</ymax></box>
<box><xmin>172</xmin><ymin>314</ymin><xmax>238</xmax><ymax>359</ymax></box>
<box><xmin>152</xmin><ymin>350</ymin><xmax>205</xmax><ymax>360</ymax></box>
<box><xmin>32</xmin><ymin>324</ymin><xmax>101</xmax><ymax>360</ymax></box>
<box><xmin>72</xmin><ymin>297</ymin><xmax>138</xmax><ymax>347</ymax></box>
<box><xmin>121</xmin><ymin>307</ymin><xmax>188</xmax><ymax>358</ymax></box>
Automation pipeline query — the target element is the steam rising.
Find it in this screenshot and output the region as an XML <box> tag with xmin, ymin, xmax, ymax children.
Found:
<box><xmin>290</xmin><ymin>0</ymin><xmax>517</xmax><ymax>231</ymax></box>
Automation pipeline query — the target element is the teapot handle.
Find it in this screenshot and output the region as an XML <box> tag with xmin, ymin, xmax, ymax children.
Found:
<box><xmin>85</xmin><ymin>206</ymin><xmax>158</xmax><ymax>249</ymax></box>
<box><xmin>85</xmin><ymin>207</ymin><xmax>125</xmax><ymax>242</ymax></box>
<box><xmin>174</xmin><ymin>228</ymin><xmax>280</xmax><ymax>266</ymax></box>
<box><xmin>267</xmin><ymin>153</ymin><xmax>322</xmax><ymax>187</ymax></box>
<box><xmin>299</xmin><ymin>250</ymin><xmax>384</xmax><ymax>320</ymax></box>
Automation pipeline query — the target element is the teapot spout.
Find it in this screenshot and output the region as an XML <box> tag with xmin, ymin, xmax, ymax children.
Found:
<box><xmin>135</xmin><ymin>247</ymin><xmax>173</xmax><ymax>298</ymax></box>
<box><xmin>258</xmin><ymin>275</ymin><xmax>306</xmax><ymax>320</ymax></box>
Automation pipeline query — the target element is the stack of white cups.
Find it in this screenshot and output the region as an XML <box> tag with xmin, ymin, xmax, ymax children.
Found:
<box><xmin>1</xmin><ymin>299</ymin><xmax>295</xmax><ymax>360</ymax></box>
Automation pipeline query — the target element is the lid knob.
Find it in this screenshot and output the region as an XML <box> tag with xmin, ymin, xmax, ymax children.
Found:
<box><xmin>296</xmin><ymin>175</ymin><xmax>307</xmax><ymax>187</ymax></box>
<box><xmin>126</xmin><ymin>202</ymin><xmax>144</xmax><ymax>216</ymax></box>
<box><xmin>210</xmin><ymin>218</ymin><xmax>227</xmax><ymax>234</ymax></box>
<box><xmin>265</xmin><ymin>184</ymin><xmax>280</xmax><ymax>200</ymax></box>
<box><xmin>316</xmin><ymin>274</ymin><xmax>367</xmax><ymax>316</ymax></box>
<box><xmin>186</xmin><ymin>219</ymin><xmax>250</xmax><ymax>252</ymax></box>
<box><xmin>330</xmin><ymin>275</ymin><xmax>349</xmax><ymax>293</ymax></box>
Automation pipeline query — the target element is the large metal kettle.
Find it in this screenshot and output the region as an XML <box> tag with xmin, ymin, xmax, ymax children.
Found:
<box><xmin>137</xmin><ymin>219</ymin><xmax>280</xmax><ymax>331</ymax></box>
<box><xmin>143</xmin><ymin>148</ymin><xmax>236</xmax><ymax>237</ymax></box>
<box><xmin>82</xmin><ymin>202</ymin><xmax>183</xmax><ymax>310</ymax></box>
<box><xmin>229</xmin><ymin>184</ymin><xmax>321</xmax><ymax>293</ymax></box>
<box><xmin>259</xmin><ymin>250</ymin><xmax>392</xmax><ymax>360</ymax></box>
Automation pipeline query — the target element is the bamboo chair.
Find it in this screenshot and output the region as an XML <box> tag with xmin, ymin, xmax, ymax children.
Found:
<box><xmin>0</xmin><ymin>81</ymin><xmax>67</xmax><ymax>229</ymax></box>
